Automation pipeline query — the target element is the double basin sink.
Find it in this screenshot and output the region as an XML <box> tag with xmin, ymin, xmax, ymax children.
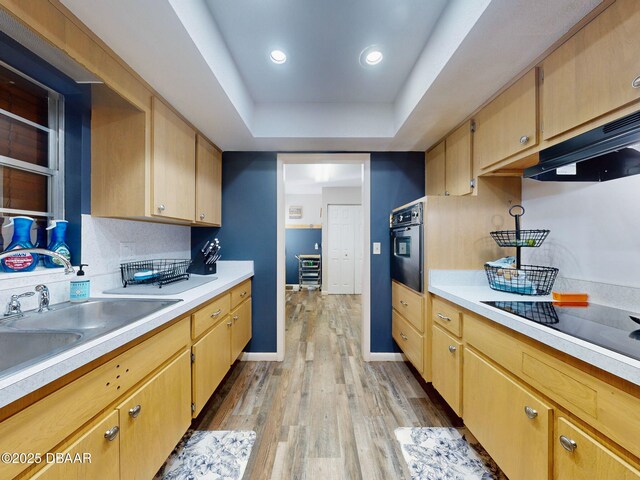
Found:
<box><xmin>0</xmin><ymin>298</ymin><xmax>181</xmax><ymax>379</ymax></box>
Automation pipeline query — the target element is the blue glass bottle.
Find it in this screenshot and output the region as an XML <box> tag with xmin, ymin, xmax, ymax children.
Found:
<box><xmin>1</xmin><ymin>216</ymin><xmax>39</xmax><ymax>272</ymax></box>
<box><xmin>44</xmin><ymin>219</ymin><xmax>71</xmax><ymax>268</ymax></box>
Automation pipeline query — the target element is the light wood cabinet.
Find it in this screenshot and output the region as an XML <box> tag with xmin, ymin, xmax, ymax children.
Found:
<box><xmin>542</xmin><ymin>0</ymin><xmax>640</xmax><ymax>140</ymax></box>
<box><xmin>474</xmin><ymin>68</ymin><xmax>538</xmax><ymax>171</ymax></box>
<box><xmin>192</xmin><ymin>316</ymin><xmax>232</xmax><ymax>416</ymax></box>
<box><xmin>230</xmin><ymin>280</ymin><xmax>252</xmax><ymax>310</ymax></box>
<box><xmin>117</xmin><ymin>351</ymin><xmax>191</xmax><ymax>480</ymax></box>
<box><xmin>32</xmin><ymin>411</ymin><xmax>120</xmax><ymax>480</ymax></box>
<box><xmin>151</xmin><ymin>97</ymin><xmax>196</xmax><ymax>222</ymax></box>
<box><xmin>425</xmin><ymin>140</ymin><xmax>446</xmax><ymax>196</ymax></box>
<box><xmin>230</xmin><ymin>298</ymin><xmax>252</xmax><ymax>364</ymax></box>
<box><xmin>444</xmin><ymin>122</ymin><xmax>473</xmax><ymax>196</ymax></box>
<box><xmin>392</xmin><ymin>281</ymin><xmax>424</xmax><ymax>333</ymax></box>
<box><xmin>464</xmin><ymin>348</ymin><xmax>552</xmax><ymax>480</ymax></box>
<box><xmin>191</xmin><ymin>293</ymin><xmax>231</xmax><ymax>340</ymax></box>
<box><xmin>555</xmin><ymin>417</ymin><xmax>640</xmax><ymax>480</ymax></box>
<box><xmin>431</xmin><ymin>325</ymin><xmax>462</xmax><ymax>415</ymax></box>
<box><xmin>392</xmin><ymin>310</ymin><xmax>423</xmax><ymax>374</ymax></box>
<box><xmin>431</xmin><ymin>295</ymin><xmax>462</xmax><ymax>337</ymax></box>
<box><xmin>195</xmin><ymin>134</ymin><xmax>222</xmax><ymax>226</ymax></box>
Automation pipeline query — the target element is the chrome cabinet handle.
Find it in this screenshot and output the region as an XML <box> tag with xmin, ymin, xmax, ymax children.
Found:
<box><xmin>200</xmin><ymin>213</ymin><xmax>206</xmax><ymax>220</ymax></box>
<box><xmin>227</xmin><ymin>321</ymin><xmax>232</xmax><ymax>327</ymax></box>
<box><xmin>158</xmin><ymin>204</ymin><xmax>166</xmax><ymax>212</ymax></box>
<box><xmin>240</xmin><ymin>291</ymin><xmax>247</xmax><ymax>298</ymax></box>
<box><xmin>128</xmin><ymin>404</ymin><xmax>142</xmax><ymax>418</ymax></box>
<box><xmin>519</xmin><ymin>135</ymin><xmax>530</xmax><ymax>144</ymax></box>
<box><xmin>210</xmin><ymin>309</ymin><xmax>222</xmax><ymax>318</ymax></box>
<box><xmin>559</xmin><ymin>435</ymin><xmax>577</xmax><ymax>452</ymax></box>
<box><xmin>400</xmin><ymin>300</ymin><xmax>408</xmax><ymax>307</ymax></box>
<box><xmin>400</xmin><ymin>332</ymin><xmax>408</xmax><ymax>341</ymax></box>
<box><xmin>437</xmin><ymin>313</ymin><xmax>451</xmax><ymax>322</ymax></box>
<box><xmin>632</xmin><ymin>76</ymin><xmax>640</xmax><ymax>88</ymax></box>
<box><xmin>524</xmin><ymin>406</ymin><xmax>538</xmax><ymax>419</ymax></box>
<box><xmin>233</xmin><ymin>315</ymin><xmax>239</xmax><ymax>322</ymax></box>
<box><xmin>104</xmin><ymin>426</ymin><xmax>120</xmax><ymax>441</ymax></box>
<box><xmin>448</xmin><ymin>345</ymin><xmax>457</xmax><ymax>353</ymax></box>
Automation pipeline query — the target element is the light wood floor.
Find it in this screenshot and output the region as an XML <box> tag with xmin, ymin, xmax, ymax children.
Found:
<box><xmin>194</xmin><ymin>290</ymin><xmax>460</xmax><ymax>480</ymax></box>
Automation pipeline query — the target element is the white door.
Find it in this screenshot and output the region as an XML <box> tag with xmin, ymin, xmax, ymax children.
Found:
<box><xmin>354</xmin><ymin>205</ymin><xmax>363</xmax><ymax>294</ymax></box>
<box><xmin>327</xmin><ymin>205</ymin><xmax>361</xmax><ymax>294</ymax></box>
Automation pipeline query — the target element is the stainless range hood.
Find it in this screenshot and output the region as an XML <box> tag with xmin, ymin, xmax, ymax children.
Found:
<box><xmin>524</xmin><ymin>110</ymin><xmax>640</xmax><ymax>182</ymax></box>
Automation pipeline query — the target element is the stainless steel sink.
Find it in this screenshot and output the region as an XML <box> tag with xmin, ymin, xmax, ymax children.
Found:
<box><xmin>0</xmin><ymin>298</ymin><xmax>181</xmax><ymax>379</ymax></box>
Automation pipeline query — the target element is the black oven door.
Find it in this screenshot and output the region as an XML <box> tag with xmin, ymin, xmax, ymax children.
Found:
<box><xmin>391</xmin><ymin>225</ymin><xmax>423</xmax><ymax>293</ymax></box>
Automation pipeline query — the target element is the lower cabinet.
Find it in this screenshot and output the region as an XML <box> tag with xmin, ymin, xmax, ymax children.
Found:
<box><xmin>463</xmin><ymin>348</ymin><xmax>552</xmax><ymax>480</ymax></box>
<box><xmin>392</xmin><ymin>310</ymin><xmax>423</xmax><ymax>373</ymax></box>
<box><xmin>230</xmin><ymin>298</ymin><xmax>252</xmax><ymax>364</ymax></box>
<box><xmin>431</xmin><ymin>325</ymin><xmax>462</xmax><ymax>416</ymax></box>
<box><xmin>555</xmin><ymin>417</ymin><xmax>640</xmax><ymax>480</ymax></box>
<box><xmin>117</xmin><ymin>350</ymin><xmax>192</xmax><ymax>479</ymax></box>
<box><xmin>32</xmin><ymin>411</ymin><xmax>120</xmax><ymax>480</ymax></box>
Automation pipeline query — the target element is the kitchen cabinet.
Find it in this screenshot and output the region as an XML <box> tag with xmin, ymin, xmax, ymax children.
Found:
<box><xmin>391</xmin><ymin>280</ymin><xmax>425</xmax><ymax>374</ymax></box>
<box><xmin>444</xmin><ymin>122</ymin><xmax>473</xmax><ymax>196</ymax></box>
<box><xmin>151</xmin><ymin>97</ymin><xmax>196</xmax><ymax>222</ymax></box>
<box><xmin>425</xmin><ymin>140</ymin><xmax>446</xmax><ymax>196</ymax></box>
<box><xmin>555</xmin><ymin>417</ymin><xmax>640</xmax><ymax>480</ymax></box>
<box><xmin>231</xmin><ymin>280</ymin><xmax>252</xmax><ymax>310</ymax></box>
<box><xmin>118</xmin><ymin>350</ymin><xmax>191</xmax><ymax>479</ymax></box>
<box><xmin>474</xmin><ymin>69</ymin><xmax>538</xmax><ymax>172</ymax></box>
<box><xmin>230</xmin><ymin>297</ymin><xmax>252</xmax><ymax>364</ymax></box>
<box><xmin>195</xmin><ymin>134</ymin><xmax>222</xmax><ymax>226</ymax></box>
<box><xmin>392</xmin><ymin>281</ymin><xmax>424</xmax><ymax>333</ymax></box>
<box><xmin>431</xmin><ymin>295</ymin><xmax>462</xmax><ymax>337</ymax></box>
<box><xmin>464</xmin><ymin>348</ymin><xmax>552</xmax><ymax>480</ymax></box>
<box><xmin>32</xmin><ymin>411</ymin><xmax>120</xmax><ymax>480</ymax></box>
<box><xmin>392</xmin><ymin>310</ymin><xmax>423</xmax><ymax>373</ymax></box>
<box><xmin>542</xmin><ymin>0</ymin><xmax>640</xmax><ymax>140</ymax></box>
<box><xmin>431</xmin><ymin>325</ymin><xmax>462</xmax><ymax>416</ymax></box>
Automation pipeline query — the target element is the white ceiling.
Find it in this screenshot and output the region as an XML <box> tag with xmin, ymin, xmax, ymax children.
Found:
<box><xmin>60</xmin><ymin>0</ymin><xmax>602</xmax><ymax>152</ymax></box>
<box><xmin>284</xmin><ymin>163</ymin><xmax>362</xmax><ymax>195</ymax></box>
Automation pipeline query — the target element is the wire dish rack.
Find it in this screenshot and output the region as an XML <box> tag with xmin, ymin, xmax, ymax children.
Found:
<box><xmin>120</xmin><ymin>259</ymin><xmax>192</xmax><ymax>288</ymax></box>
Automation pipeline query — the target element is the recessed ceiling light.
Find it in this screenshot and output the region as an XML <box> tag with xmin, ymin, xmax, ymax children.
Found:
<box><xmin>270</xmin><ymin>50</ymin><xmax>287</xmax><ymax>64</ymax></box>
<box><xmin>359</xmin><ymin>45</ymin><xmax>384</xmax><ymax>67</ymax></box>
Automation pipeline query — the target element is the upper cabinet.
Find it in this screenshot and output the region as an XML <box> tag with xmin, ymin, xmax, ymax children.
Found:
<box><xmin>542</xmin><ymin>0</ymin><xmax>640</xmax><ymax>140</ymax></box>
<box><xmin>445</xmin><ymin>122</ymin><xmax>473</xmax><ymax>196</ymax></box>
<box><xmin>151</xmin><ymin>97</ymin><xmax>196</xmax><ymax>222</ymax></box>
<box><xmin>195</xmin><ymin>134</ymin><xmax>222</xmax><ymax>226</ymax></box>
<box><xmin>425</xmin><ymin>140</ymin><xmax>446</xmax><ymax>196</ymax></box>
<box><xmin>474</xmin><ymin>69</ymin><xmax>538</xmax><ymax>172</ymax></box>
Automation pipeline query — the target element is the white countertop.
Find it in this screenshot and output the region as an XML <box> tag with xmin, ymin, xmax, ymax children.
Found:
<box><xmin>0</xmin><ymin>261</ymin><xmax>254</xmax><ymax>409</ymax></box>
<box><xmin>429</xmin><ymin>282</ymin><xmax>640</xmax><ymax>386</ymax></box>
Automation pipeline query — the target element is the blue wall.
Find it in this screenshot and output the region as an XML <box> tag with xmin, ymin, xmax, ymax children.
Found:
<box><xmin>192</xmin><ymin>152</ymin><xmax>278</xmax><ymax>353</ymax></box>
<box><xmin>192</xmin><ymin>151</ymin><xmax>424</xmax><ymax>353</ymax></box>
<box><xmin>285</xmin><ymin>228</ymin><xmax>322</xmax><ymax>284</ymax></box>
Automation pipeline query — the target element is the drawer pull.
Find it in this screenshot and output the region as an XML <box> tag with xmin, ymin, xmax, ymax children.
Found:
<box><xmin>400</xmin><ymin>332</ymin><xmax>408</xmax><ymax>341</ymax></box>
<box><xmin>437</xmin><ymin>313</ymin><xmax>451</xmax><ymax>322</ymax></box>
<box><xmin>158</xmin><ymin>204</ymin><xmax>166</xmax><ymax>212</ymax></box>
<box><xmin>210</xmin><ymin>309</ymin><xmax>222</xmax><ymax>318</ymax></box>
<box><xmin>104</xmin><ymin>426</ymin><xmax>119</xmax><ymax>441</ymax></box>
<box><xmin>519</xmin><ymin>135</ymin><xmax>530</xmax><ymax>145</ymax></box>
<box><xmin>227</xmin><ymin>321</ymin><xmax>233</xmax><ymax>327</ymax></box>
<box><xmin>448</xmin><ymin>345</ymin><xmax>457</xmax><ymax>353</ymax></box>
<box><xmin>240</xmin><ymin>291</ymin><xmax>247</xmax><ymax>298</ymax></box>
<box><xmin>233</xmin><ymin>315</ymin><xmax>239</xmax><ymax>322</ymax></box>
<box><xmin>200</xmin><ymin>213</ymin><xmax>206</xmax><ymax>220</ymax></box>
<box><xmin>524</xmin><ymin>406</ymin><xmax>538</xmax><ymax>419</ymax></box>
<box><xmin>559</xmin><ymin>435</ymin><xmax>577</xmax><ymax>452</ymax></box>
<box><xmin>632</xmin><ymin>75</ymin><xmax>640</xmax><ymax>89</ymax></box>
<box><xmin>128</xmin><ymin>404</ymin><xmax>142</xmax><ymax>418</ymax></box>
<box><xmin>400</xmin><ymin>300</ymin><xmax>408</xmax><ymax>307</ymax></box>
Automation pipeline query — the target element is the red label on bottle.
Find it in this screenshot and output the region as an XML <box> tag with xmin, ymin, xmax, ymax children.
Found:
<box><xmin>3</xmin><ymin>252</ymin><xmax>34</xmax><ymax>270</ymax></box>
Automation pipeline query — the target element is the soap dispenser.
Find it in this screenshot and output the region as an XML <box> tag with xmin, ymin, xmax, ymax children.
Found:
<box><xmin>70</xmin><ymin>264</ymin><xmax>90</xmax><ymax>303</ymax></box>
<box><xmin>44</xmin><ymin>220</ymin><xmax>71</xmax><ymax>269</ymax></box>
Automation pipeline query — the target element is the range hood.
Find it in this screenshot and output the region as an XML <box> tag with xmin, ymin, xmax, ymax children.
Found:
<box><xmin>524</xmin><ymin>110</ymin><xmax>640</xmax><ymax>182</ymax></box>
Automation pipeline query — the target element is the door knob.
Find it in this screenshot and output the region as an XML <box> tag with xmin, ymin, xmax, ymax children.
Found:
<box><xmin>519</xmin><ymin>135</ymin><xmax>530</xmax><ymax>145</ymax></box>
<box><xmin>104</xmin><ymin>426</ymin><xmax>119</xmax><ymax>441</ymax></box>
<box><xmin>448</xmin><ymin>345</ymin><xmax>457</xmax><ymax>353</ymax></box>
<box><xmin>524</xmin><ymin>406</ymin><xmax>538</xmax><ymax>419</ymax></box>
<box><xmin>158</xmin><ymin>204</ymin><xmax>166</xmax><ymax>212</ymax></box>
<box><xmin>632</xmin><ymin>75</ymin><xmax>640</xmax><ymax>89</ymax></box>
<box><xmin>200</xmin><ymin>213</ymin><xmax>206</xmax><ymax>220</ymax></box>
<box><xmin>128</xmin><ymin>404</ymin><xmax>142</xmax><ymax>418</ymax></box>
<box><xmin>559</xmin><ymin>435</ymin><xmax>577</xmax><ymax>452</ymax></box>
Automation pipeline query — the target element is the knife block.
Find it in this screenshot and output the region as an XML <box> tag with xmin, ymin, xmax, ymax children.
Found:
<box><xmin>188</xmin><ymin>252</ymin><xmax>217</xmax><ymax>275</ymax></box>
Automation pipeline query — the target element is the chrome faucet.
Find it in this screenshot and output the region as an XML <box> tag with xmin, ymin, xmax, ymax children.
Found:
<box><xmin>35</xmin><ymin>284</ymin><xmax>51</xmax><ymax>312</ymax></box>
<box><xmin>0</xmin><ymin>248</ymin><xmax>75</xmax><ymax>275</ymax></box>
<box><xmin>4</xmin><ymin>291</ymin><xmax>34</xmax><ymax>317</ymax></box>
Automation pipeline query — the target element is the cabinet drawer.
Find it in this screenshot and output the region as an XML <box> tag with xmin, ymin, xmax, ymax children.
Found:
<box><xmin>432</xmin><ymin>325</ymin><xmax>463</xmax><ymax>415</ymax></box>
<box><xmin>392</xmin><ymin>310</ymin><xmax>423</xmax><ymax>373</ymax></box>
<box><xmin>0</xmin><ymin>318</ymin><xmax>189</xmax><ymax>480</ymax></box>
<box><xmin>431</xmin><ymin>296</ymin><xmax>462</xmax><ymax>337</ymax></box>
<box><xmin>230</xmin><ymin>298</ymin><xmax>252</xmax><ymax>364</ymax></box>
<box><xmin>191</xmin><ymin>293</ymin><xmax>231</xmax><ymax>339</ymax></box>
<box><xmin>230</xmin><ymin>280</ymin><xmax>251</xmax><ymax>310</ymax></box>
<box><xmin>555</xmin><ymin>417</ymin><xmax>640</xmax><ymax>480</ymax></box>
<box><xmin>392</xmin><ymin>281</ymin><xmax>424</xmax><ymax>332</ymax></box>
<box><xmin>464</xmin><ymin>348</ymin><xmax>552</xmax><ymax>480</ymax></box>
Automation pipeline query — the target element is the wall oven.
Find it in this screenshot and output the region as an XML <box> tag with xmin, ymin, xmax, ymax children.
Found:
<box><xmin>390</xmin><ymin>203</ymin><xmax>423</xmax><ymax>293</ymax></box>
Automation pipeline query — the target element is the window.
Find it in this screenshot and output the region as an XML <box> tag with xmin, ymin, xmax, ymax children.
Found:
<box><xmin>0</xmin><ymin>60</ymin><xmax>63</xmax><ymax>250</ymax></box>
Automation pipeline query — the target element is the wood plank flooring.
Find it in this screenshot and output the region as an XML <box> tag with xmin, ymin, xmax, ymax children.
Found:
<box><xmin>193</xmin><ymin>290</ymin><xmax>460</xmax><ymax>479</ymax></box>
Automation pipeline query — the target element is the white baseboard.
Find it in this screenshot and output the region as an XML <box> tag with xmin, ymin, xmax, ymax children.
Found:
<box><xmin>368</xmin><ymin>352</ymin><xmax>404</xmax><ymax>361</ymax></box>
<box><xmin>240</xmin><ymin>352</ymin><xmax>280</xmax><ymax>362</ymax></box>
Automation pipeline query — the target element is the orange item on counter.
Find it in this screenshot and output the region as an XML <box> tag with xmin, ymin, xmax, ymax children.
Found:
<box><xmin>552</xmin><ymin>292</ymin><xmax>589</xmax><ymax>303</ymax></box>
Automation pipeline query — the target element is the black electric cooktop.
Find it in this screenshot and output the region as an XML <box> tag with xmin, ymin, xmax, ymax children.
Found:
<box><xmin>481</xmin><ymin>301</ymin><xmax>640</xmax><ymax>362</ymax></box>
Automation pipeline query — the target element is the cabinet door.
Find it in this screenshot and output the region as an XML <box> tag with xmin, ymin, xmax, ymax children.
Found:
<box><xmin>464</xmin><ymin>348</ymin><xmax>552</xmax><ymax>480</ymax></box>
<box><xmin>542</xmin><ymin>0</ymin><xmax>640</xmax><ymax>140</ymax></box>
<box><xmin>151</xmin><ymin>97</ymin><xmax>196</xmax><ymax>221</ymax></box>
<box><xmin>445</xmin><ymin>122</ymin><xmax>473</xmax><ymax>196</ymax></box>
<box><xmin>230</xmin><ymin>299</ymin><xmax>252</xmax><ymax>364</ymax></box>
<box><xmin>192</xmin><ymin>317</ymin><xmax>231</xmax><ymax>416</ymax></box>
<box><xmin>431</xmin><ymin>325</ymin><xmax>462</xmax><ymax>415</ymax></box>
<box><xmin>32</xmin><ymin>411</ymin><xmax>120</xmax><ymax>480</ymax></box>
<box><xmin>392</xmin><ymin>310</ymin><xmax>423</xmax><ymax>374</ymax></box>
<box><xmin>555</xmin><ymin>417</ymin><xmax>640</xmax><ymax>480</ymax></box>
<box><xmin>474</xmin><ymin>69</ymin><xmax>538</xmax><ymax>171</ymax></box>
<box><xmin>195</xmin><ymin>134</ymin><xmax>222</xmax><ymax>226</ymax></box>
<box><xmin>392</xmin><ymin>281</ymin><xmax>424</xmax><ymax>333</ymax></box>
<box><xmin>425</xmin><ymin>140</ymin><xmax>446</xmax><ymax>196</ymax></box>
<box><xmin>118</xmin><ymin>351</ymin><xmax>191</xmax><ymax>480</ymax></box>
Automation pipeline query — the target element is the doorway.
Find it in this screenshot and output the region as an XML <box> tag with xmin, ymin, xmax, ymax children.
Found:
<box><xmin>277</xmin><ymin>154</ymin><xmax>371</xmax><ymax>361</ymax></box>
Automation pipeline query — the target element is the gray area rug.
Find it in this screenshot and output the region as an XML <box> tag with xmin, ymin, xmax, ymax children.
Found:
<box><xmin>155</xmin><ymin>430</ymin><xmax>256</xmax><ymax>480</ymax></box>
<box><xmin>395</xmin><ymin>427</ymin><xmax>507</xmax><ymax>480</ymax></box>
